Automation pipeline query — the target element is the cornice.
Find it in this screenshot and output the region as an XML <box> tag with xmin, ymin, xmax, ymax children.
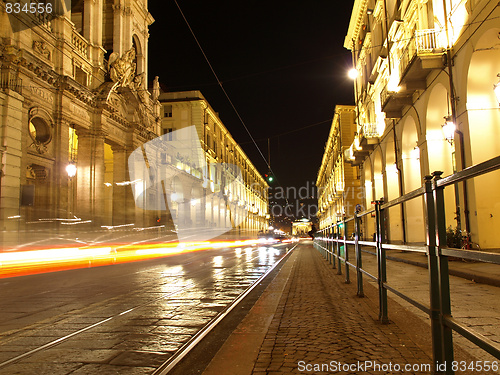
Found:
<box><xmin>344</xmin><ymin>0</ymin><xmax>368</xmax><ymax>50</ymax></box>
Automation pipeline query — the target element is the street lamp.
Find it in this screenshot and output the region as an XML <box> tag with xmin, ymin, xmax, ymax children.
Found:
<box><xmin>348</xmin><ymin>68</ymin><xmax>358</xmax><ymax>80</ymax></box>
<box><xmin>494</xmin><ymin>73</ymin><xmax>500</xmax><ymax>106</ymax></box>
<box><xmin>66</xmin><ymin>162</ymin><xmax>77</xmax><ymax>178</ymax></box>
<box><xmin>442</xmin><ymin>116</ymin><xmax>456</xmax><ymax>145</ymax></box>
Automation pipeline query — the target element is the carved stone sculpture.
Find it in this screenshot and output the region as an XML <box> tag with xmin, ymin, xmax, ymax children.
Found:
<box><xmin>109</xmin><ymin>48</ymin><xmax>136</xmax><ymax>88</ymax></box>
<box><xmin>32</xmin><ymin>40</ymin><xmax>51</xmax><ymax>61</ymax></box>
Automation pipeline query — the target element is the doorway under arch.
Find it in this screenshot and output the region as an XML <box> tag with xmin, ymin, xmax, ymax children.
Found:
<box><xmin>401</xmin><ymin>118</ymin><xmax>424</xmax><ymax>243</ymax></box>
<box><xmin>465</xmin><ymin>28</ymin><xmax>500</xmax><ymax>249</ymax></box>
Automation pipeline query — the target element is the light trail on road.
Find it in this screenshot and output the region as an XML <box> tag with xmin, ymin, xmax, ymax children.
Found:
<box><xmin>0</xmin><ymin>238</ymin><xmax>282</xmax><ymax>279</ymax></box>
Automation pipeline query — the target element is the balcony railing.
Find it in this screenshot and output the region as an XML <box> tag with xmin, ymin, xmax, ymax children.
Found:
<box><xmin>380</xmin><ymin>86</ymin><xmax>391</xmax><ymax>108</ymax></box>
<box><xmin>360</xmin><ymin>123</ymin><xmax>378</xmax><ymax>138</ymax></box>
<box><xmin>72</xmin><ymin>31</ymin><xmax>89</xmax><ymax>58</ymax></box>
<box><xmin>415</xmin><ymin>28</ymin><xmax>446</xmax><ymax>53</ymax></box>
<box><xmin>0</xmin><ymin>70</ymin><xmax>22</xmax><ymax>95</ymax></box>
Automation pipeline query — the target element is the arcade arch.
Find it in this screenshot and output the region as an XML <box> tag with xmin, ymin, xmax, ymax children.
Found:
<box><xmin>425</xmin><ymin>83</ymin><xmax>457</xmax><ymax>230</ymax></box>
<box><xmin>401</xmin><ymin>118</ymin><xmax>424</xmax><ymax>243</ymax></box>
<box><xmin>465</xmin><ymin>28</ymin><xmax>500</xmax><ymax>248</ymax></box>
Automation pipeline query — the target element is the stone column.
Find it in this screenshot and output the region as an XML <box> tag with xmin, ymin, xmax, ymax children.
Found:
<box><xmin>53</xmin><ymin>120</ymin><xmax>70</xmax><ymax>219</ymax></box>
<box><xmin>0</xmin><ymin>89</ymin><xmax>23</xmax><ymax>238</ymax></box>
<box><xmin>84</xmin><ymin>0</ymin><xmax>103</xmax><ymax>66</ymax></box>
<box><xmin>111</xmin><ymin>144</ymin><xmax>135</xmax><ymax>225</ymax></box>
<box><xmin>112</xmin><ymin>2</ymin><xmax>124</xmax><ymax>56</ymax></box>
<box><xmin>75</xmin><ymin>129</ymin><xmax>105</xmax><ymax>226</ymax></box>
<box><xmin>83</xmin><ymin>0</ymin><xmax>103</xmax><ymax>46</ymax></box>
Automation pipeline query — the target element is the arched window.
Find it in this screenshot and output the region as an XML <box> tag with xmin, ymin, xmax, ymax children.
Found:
<box><xmin>29</xmin><ymin>117</ymin><xmax>51</xmax><ymax>145</ymax></box>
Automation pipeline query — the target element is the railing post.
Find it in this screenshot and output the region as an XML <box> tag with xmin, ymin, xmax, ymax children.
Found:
<box><xmin>424</xmin><ymin>174</ymin><xmax>447</xmax><ymax>374</ymax></box>
<box><xmin>332</xmin><ymin>224</ymin><xmax>337</xmax><ymax>269</ymax></box>
<box><xmin>336</xmin><ymin>223</ymin><xmax>342</xmax><ymax>275</ymax></box>
<box><xmin>355</xmin><ymin>213</ymin><xmax>364</xmax><ymax>297</ymax></box>
<box><xmin>375</xmin><ymin>200</ymin><xmax>389</xmax><ymax>323</ymax></box>
<box><xmin>320</xmin><ymin>229</ymin><xmax>325</xmax><ymax>257</ymax></box>
<box><xmin>329</xmin><ymin>225</ymin><xmax>333</xmax><ymax>265</ymax></box>
<box><xmin>344</xmin><ymin>217</ymin><xmax>350</xmax><ymax>284</ymax></box>
<box><xmin>432</xmin><ymin>171</ymin><xmax>455</xmax><ymax>374</ymax></box>
<box><xmin>327</xmin><ymin>226</ymin><xmax>332</xmax><ymax>264</ymax></box>
<box><xmin>320</xmin><ymin>229</ymin><xmax>324</xmax><ymax>258</ymax></box>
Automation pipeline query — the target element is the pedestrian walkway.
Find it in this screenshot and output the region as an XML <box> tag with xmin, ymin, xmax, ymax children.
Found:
<box><xmin>382</xmin><ymin>248</ymin><xmax>500</xmax><ymax>287</ymax></box>
<box><xmin>202</xmin><ymin>242</ymin><xmax>445</xmax><ymax>375</ymax></box>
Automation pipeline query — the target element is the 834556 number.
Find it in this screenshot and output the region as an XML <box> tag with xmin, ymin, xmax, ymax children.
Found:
<box><xmin>6</xmin><ymin>2</ymin><xmax>53</xmax><ymax>14</ymax></box>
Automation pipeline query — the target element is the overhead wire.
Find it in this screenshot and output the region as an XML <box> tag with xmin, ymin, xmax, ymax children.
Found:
<box><xmin>239</xmin><ymin>119</ymin><xmax>332</xmax><ymax>145</ymax></box>
<box><xmin>172</xmin><ymin>0</ymin><xmax>311</xmax><ymax>219</ymax></box>
<box><xmin>173</xmin><ymin>0</ymin><xmax>273</xmax><ymax>174</ymax></box>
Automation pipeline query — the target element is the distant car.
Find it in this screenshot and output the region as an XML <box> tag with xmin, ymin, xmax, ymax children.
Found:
<box><xmin>258</xmin><ymin>231</ymin><xmax>290</xmax><ymax>243</ymax></box>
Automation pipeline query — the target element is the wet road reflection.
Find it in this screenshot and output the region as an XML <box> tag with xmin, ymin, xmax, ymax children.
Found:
<box><xmin>0</xmin><ymin>242</ymin><xmax>293</xmax><ymax>374</ymax></box>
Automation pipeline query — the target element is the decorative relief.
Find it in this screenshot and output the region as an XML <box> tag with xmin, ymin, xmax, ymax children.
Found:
<box><xmin>26</xmin><ymin>165</ymin><xmax>36</xmax><ymax>179</ymax></box>
<box><xmin>27</xmin><ymin>164</ymin><xmax>48</xmax><ymax>180</ymax></box>
<box><xmin>2</xmin><ymin>45</ymin><xmax>22</xmax><ymax>64</ymax></box>
<box><xmin>32</xmin><ymin>40</ymin><xmax>51</xmax><ymax>61</ymax></box>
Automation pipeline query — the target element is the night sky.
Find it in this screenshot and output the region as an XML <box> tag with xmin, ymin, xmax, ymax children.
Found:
<box><xmin>148</xmin><ymin>1</ymin><xmax>355</xmax><ymax>221</ymax></box>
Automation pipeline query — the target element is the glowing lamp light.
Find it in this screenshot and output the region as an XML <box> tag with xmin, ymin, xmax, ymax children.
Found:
<box><xmin>348</xmin><ymin>68</ymin><xmax>359</xmax><ymax>80</ymax></box>
<box><xmin>410</xmin><ymin>146</ymin><xmax>420</xmax><ymax>160</ymax></box>
<box><xmin>66</xmin><ymin>163</ymin><xmax>77</xmax><ymax>178</ymax></box>
<box><xmin>387</xmin><ymin>163</ymin><xmax>399</xmax><ymax>174</ymax></box>
<box><xmin>494</xmin><ymin>73</ymin><xmax>500</xmax><ymax>106</ymax></box>
<box><xmin>442</xmin><ymin>117</ymin><xmax>456</xmax><ymax>145</ymax></box>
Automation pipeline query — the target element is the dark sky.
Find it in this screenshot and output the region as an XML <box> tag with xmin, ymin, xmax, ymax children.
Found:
<box><xmin>148</xmin><ymin>1</ymin><xmax>355</xmax><ymax>199</ymax></box>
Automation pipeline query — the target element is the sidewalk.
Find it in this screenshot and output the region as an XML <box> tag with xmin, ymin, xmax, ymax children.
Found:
<box><xmin>203</xmin><ymin>242</ymin><xmax>440</xmax><ymax>375</ymax></box>
<box><xmin>383</xmin><ymin>249</ymin><xmax>500</xmax><ymax>287</ymax></box>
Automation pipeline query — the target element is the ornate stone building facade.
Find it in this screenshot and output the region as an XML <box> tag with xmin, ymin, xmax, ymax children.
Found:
<box><xmin>345</xmin><ymin>0</ymin><xmax>500</xmax><ymax>247</ymax></box>
<box><xmin>317</xmin><ymin>105</ymin><xmax>362</xmax><ymax>235</ymax></box>
<box><xmin>159</xmin><ymin>91</ymin><xmax>270</xmax><ymax>236</ymax></box>
<box><xmin>0</xmin><ymin>0</ymin><xmax>160</xmax><ymax>238</ymax></box>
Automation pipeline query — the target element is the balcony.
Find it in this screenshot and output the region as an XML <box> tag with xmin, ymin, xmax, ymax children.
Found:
<box><xmin>400</xmin><ymin>29</ymin><xmax>445</xmax><ymax>81</ymax></box>
<box><xmin>380</xmin><ymin>86</ymin><xmax>413</xmax><ymax>118</ymax></box>
<box><xmin>358</xmin><ymin>123</ymin><xmax>380</xmax><ymax>150</ymax></box>
<box><xmin>344</xmin><ymin>142</ymin><xmax>367</xmax><ymax>166</ymax></box>
<box><xmin>381</xmin><ymin>29</ymin><xmax>446</xmax><ymax>118</ymax></box>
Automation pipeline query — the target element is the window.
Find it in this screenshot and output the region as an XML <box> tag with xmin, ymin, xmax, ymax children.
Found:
<box><xmin>164</xmin><ymin>105</ymin><xmax>172</xmax><ymax>118</ymax></box>
<box><xmin>29</xmin><ymin>117</ymin><xmax>51</xmax><ymax>144</ymax></box>
<box><xmin>162</xmin><ymin>127</ymin><xmax>173</xmax><ymax>141</ymax></box>
<box><xmin>75</xmin><ymin>66</ymin><xmax>87</xmax><ymax>86</ymax></box>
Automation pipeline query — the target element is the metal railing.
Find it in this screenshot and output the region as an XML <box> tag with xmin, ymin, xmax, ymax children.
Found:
<box><xmin>314</xmin><ymin>154</ymin><xmax>500</xmax><ymax>374</ymax></box>
<box><xmin>361</xmin><ymin>122</ymin><xmax>379</xmax><ymax>138</ymax></box>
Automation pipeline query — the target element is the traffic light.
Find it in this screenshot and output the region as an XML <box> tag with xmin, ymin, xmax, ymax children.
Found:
<box><xmin>264</xmin><ymin>173</ymin><xmax>274</xmax><ymax>183</ymax></box>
